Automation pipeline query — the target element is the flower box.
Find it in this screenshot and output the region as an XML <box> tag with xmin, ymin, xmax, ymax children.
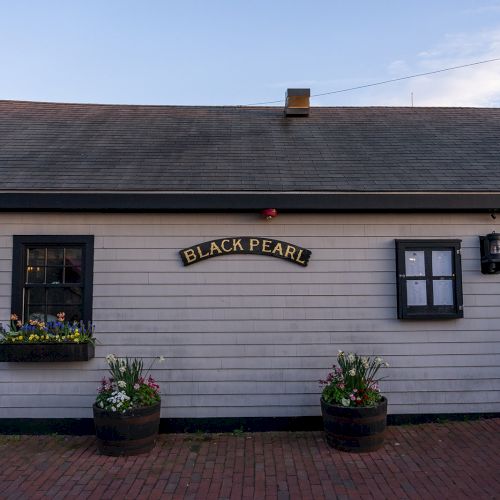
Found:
<box><xmin>0</xmin><ymin>342</ymin><xmax>95</xmax><ymax>362</ymax></box>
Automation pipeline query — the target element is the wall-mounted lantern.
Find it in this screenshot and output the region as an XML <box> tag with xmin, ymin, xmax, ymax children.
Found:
<box><xmin>479</xmin><ymin>232</ymin><xmax>500</xmax><ymax>274</ymax></box>
<box><xmin>261</xmin><ymin>208</ymin><xmax>278</xmax><ymax>221</ymax></box>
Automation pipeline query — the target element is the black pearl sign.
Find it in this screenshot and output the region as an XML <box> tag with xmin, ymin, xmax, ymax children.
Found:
<box><xmin>180</xmin><ymin>237</ymin><xmax>312</xmax><ymax>267</ymax></box>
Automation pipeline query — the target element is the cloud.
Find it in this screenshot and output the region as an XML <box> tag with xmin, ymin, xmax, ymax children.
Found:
<box><xmin>321</xmin><ymin>29</ymin><xmax>500</xmax><ymax>107</ymax></box>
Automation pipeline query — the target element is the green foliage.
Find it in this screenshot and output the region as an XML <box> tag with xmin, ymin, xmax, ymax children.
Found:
<box><xmin>320</xmin><ymin>351</ymin><xmax>388</xmax><ymax>408</ymax></box>
<box><xmin>95</xmin><ymin>354</ymin><xmax>164</xmax><ymax>413</ymax></box>
<box><xmin>0</xmin><ymin>313</ymin><xmax>94</xmax><ymax>344</ymax></box>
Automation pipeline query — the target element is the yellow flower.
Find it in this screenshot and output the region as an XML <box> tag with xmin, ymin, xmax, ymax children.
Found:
<box><xmin>74</xmin><ymin>338</ymin><xmax>79</xmax><ymax>343</ymax></box>
<box><xmin>18</xmin><ymin>335</ymin><xmax>23</xmax><ymax>340</ymax></box>
<box><xmin>75</xmin><ymin>332</ymin><xmax>80</xmax><ymax>337</ymax></box>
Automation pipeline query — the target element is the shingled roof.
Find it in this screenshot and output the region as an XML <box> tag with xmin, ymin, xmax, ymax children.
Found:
<box><xmin>0</xmin><ymin>100</ymin><xmax>499</xmax><ymax>211</ymax></box>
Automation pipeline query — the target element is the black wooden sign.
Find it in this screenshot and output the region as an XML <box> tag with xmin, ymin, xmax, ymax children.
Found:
<box><xmin>179</xmin><ymin>237</ymin><xmax>312</xmax><ymax>267</ymax></box>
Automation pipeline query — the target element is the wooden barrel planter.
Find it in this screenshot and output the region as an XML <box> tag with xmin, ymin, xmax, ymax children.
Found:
<box><xmin>93</xmin><ymin>401</ymin><xmax>161</xmax><ymax>456</ymax></box>
<box><xmin>321</xmin><ymin>397</ymin><xmax>387</xmax><ymax>453</ymax></box>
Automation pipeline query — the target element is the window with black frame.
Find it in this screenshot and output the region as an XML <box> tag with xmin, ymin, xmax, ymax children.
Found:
<box><xmin>11</xmin><ymin>236</ymin><xmax>94</xmax><ymax>323</ymax></box>
<box><xmin>395</xmin><ymin>239</ymin><xmax>463</xmax><ymax>319</ymax></box>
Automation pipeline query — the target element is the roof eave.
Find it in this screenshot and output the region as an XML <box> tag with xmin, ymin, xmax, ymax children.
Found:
<box><xmin>0</xmin><ymin>191</ymin><xmax>499</xmax><ymax>212</ymax></box>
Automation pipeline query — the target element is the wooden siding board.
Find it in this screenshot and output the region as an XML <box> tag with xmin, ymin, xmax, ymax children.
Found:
<box><xmin>0</xmin><ymin>212</ymin><xmax>499</xmax><ymax>419</ymax></box>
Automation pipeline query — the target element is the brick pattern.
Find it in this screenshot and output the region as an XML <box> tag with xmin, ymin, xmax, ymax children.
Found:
<box><xmin>1</xmin><ymin>100</ymin><xmax>500</xmax><ymax>192</ymax></box>
<box><xmin>0</xmin><ymin>419</ymin><xmax>499</xmax><ymax>499</ymax></box>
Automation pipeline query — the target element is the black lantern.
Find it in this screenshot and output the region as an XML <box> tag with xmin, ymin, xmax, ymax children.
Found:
<box><xmin>479</xmin><ymin>232</ymin><xmax>500</xmax><ymax>274</ymax></box>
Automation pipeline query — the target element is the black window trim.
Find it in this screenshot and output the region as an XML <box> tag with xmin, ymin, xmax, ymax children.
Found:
<box><xmin>12</xmin><ymin>235</ymin><xmax>94</xmax><ymax>323</ymax></box>
<box><xmin>395</xmin><ymin>239</ymin><xmax>463</xmax><ymax>320</ymax></box>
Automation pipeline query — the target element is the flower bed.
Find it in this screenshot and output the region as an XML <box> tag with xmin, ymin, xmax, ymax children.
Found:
<box><xmin>0</xmin><ymin>313</ymin><xmax>95</xmax><ymax>362</ymax></box>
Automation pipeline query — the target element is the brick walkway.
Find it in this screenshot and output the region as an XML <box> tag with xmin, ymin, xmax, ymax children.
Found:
<box><xmin>0</xmin><ymin>419</ymin><xmax>498</xmax><ymax>499</ymax></box>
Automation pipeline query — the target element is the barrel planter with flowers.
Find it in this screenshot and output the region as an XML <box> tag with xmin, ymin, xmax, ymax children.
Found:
<box><xmin>319</xmin><ymin>351</ymin><xmax>389</xmax><ymax>452</ymax></box>
<box><xmin>0</xmin><ymin>313</ymin><xmax>95</xmax><ymax>362</ymax></box>
<box><xmin>93</xmin><ymin>354</ymin><xmax>164</xmax><ymax>456</ymax></box>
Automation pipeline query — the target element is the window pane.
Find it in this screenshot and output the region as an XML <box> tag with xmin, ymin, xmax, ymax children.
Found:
<box><xmin>406</xmin><ymin>280</ymin><xmax>427</xmax><ymax>305</ymax></box>
<box><xmin>46</xmin><ymin>267</ymin><xmax>63</xmax><ymax>284</ymax></box>
<box><xmin>47</xmin><ymin>288</ymin><xmax>65</xmax><ymax>305</ymax></box>
<box><xmin>48</xmin><ymin>305</ymin><xmax>81</xmax><ymax>323</ymax></box>
<box><xmin>65</xmin><ymin>267</ymin><xmax>82</xmax><ymax>284</ymax></box>
<box><xmin>26</xmin><ymin>266</ymin><xmax>45</xmax><ymax>283</ymax></box>
<box><xmin>26</xmin><ymin>288</ymin><xmax>45</xmax><ymax>305</ymax></box>
<box><xmin>26</xmin><ymin>306</ymin><xmax>45</xmax><ymax>322</ymax></box>
<box><xmin>65</xmin><ymin>248</ymin><xmax>82</xmax><ymax>266</ymax></box>
<box><xmin>47</xmin><ymin>288</ymin><xmax>82</xmax><ymax>305</ymax></box>
<box><xmin>27</xmin><ymin>248</ymin><xmax>46</xmax><ymax>266</ymax></box>
<box><xmin>65</xmin><ymin>287</ymin><xmax>83</xmax><ymax>305</ymax></box>
<box><xmin>432</xmin><ymin>250</ymin><xmax>452</xmax><ymax>276</ymax></box>
<box><xmin>405</xmin><ymin>251</ymin><xmax>425</xmax><ymax>276</ymax></box>
<box><xmin>433</xmin><ymin>280</ymin><xmax>454</xmax><ymax>306</ymax></box>
<box><xmin>47</xmin><ymin>248</ymin><xmax>64</xmax><ymax>265</ymax></box>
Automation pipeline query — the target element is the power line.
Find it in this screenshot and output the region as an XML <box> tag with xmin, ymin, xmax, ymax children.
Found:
<box><xmin>244</xmin><ymin>57</ymin><xmax>500</xmax><ymax>106</ymax></box>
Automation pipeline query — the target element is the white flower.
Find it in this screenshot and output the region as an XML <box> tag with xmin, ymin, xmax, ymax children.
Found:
<box><xmin>106</xmin><ymin>354</ymin><xmax>117</xmax><ymax>364</ymax></box>
<box><xmin>133</xmin><ymin>383</ymin><xmax>140</xmax><ymax>390</ymax></box>
<box><xmin>349</xmin><ymin>369</ymin><xmax>356</xmax><ymax>376</ymax></box>
<box><xmin>385</xmin><ymin>362</ymin><xmax>390</xmax><ymax>367</ymax></box>
<box><xmin>111</xmin><ymin>406</ymin><xmax>116</xmax><ymax>412</ymax></box>
<box><xmin>98</xmin><ymin>401</ymin><xmax>104</xmax><ymax>408</ymax></box>
<box><xmin>158</xmin><ymin>355</ymin><xmax>165</xmax><ymax>363</ymax></box>
<box><xmin>117</xmin><ymin>380</ymin><xmax>126</xmax><ymax>388</ymax></box>
<box><xmin>361</xmin><ymin>357</ymin><xmax>369</xmax><ymax>368</ymax></box>
<box><xmin>375</xmin><ymin>357</ymin><xmax>383</xmax><ymax>365</ymax></box>
<box><xmin>119</xmin><ymin>366</ymin><xmax>126</xmax><ymax>373</ymax></box>
<box><xmin>341</xmin><ymin>398</ymin><xmax>350</xmax><ymax>407</ymax></box>
<box><xmin>347</xmin><ymin>353</ymin><xmax>355</xmax><ymax>362</ymax></box>
<box><xmin>337</xmin><ymin>350</ymin><xmax>344</xmax><ymax>357</ymax></box>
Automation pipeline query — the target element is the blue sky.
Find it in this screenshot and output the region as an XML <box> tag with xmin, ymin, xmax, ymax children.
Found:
<box><xmin>1</xmin><ymin>1</ymin><xmax>500</xmax><ymax>106</ymax></box>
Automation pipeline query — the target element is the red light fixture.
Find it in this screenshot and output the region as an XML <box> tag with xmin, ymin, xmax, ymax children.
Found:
<box><xmin>261</xmin><ymin>208</ymin><xmax>278</xmax><ymax>221</ymax></box>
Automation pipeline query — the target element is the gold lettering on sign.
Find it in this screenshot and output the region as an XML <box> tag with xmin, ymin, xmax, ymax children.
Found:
<box><xmin>197</xmin><ymin>246</ymin><xmax>209</xmax><ymax>259</ymax></box>
<box><xmin>272</xmin><ymin>242</ymin><xmax>283</xmax><ymax>256</ymax></box>
<box><xmin>233</xmin><ymin>239</ymin><xmax>243</xmax><ymax>251</ymax></box>
<box><xmin>284</xmin><ymin>245</ymin><xmax>297</xmax><ymax>260</ymax></box>
<box><xmin>262</xmin><ymin>239</ymin><xmax>272</xmax><ymax>253</ymax></box>
<box><xmin>221</xmin><ymin>239</ymin><xmax>232</xmax><ymax>252</ymax></box>
<box><xmin>249</xmin><ymin>238</ymin><xmax>260</xmax><ymax>251</ymax></box>
<box><xmin>180</xmin><ymin>237</ymin><xmax>311</xmax><ymax>267</ymax></box>
<box><xmin>210</xmin><ymin>241</ymin><xmax>223</xmax><ymax>255</ymax></box>
<box><xmin>183</xmin><ymin>248</ymin><xmax>197</xmax><ymax>264</ymax></box>
<box><xmin>295</xmin><ymin>249</ymin><xmax>306</xmax><ymax>265</ymax></box>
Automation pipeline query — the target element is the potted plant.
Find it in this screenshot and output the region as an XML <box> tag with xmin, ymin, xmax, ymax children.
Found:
<box><xmin>93</xmin><ymin>354</ymin><xmax>164</xmax><ymax>456</ymax></box>
<box><xmin>320</xmin><ymin>351</ymin><xmax>389</xmax><ymax>452</ymax></box>
<box><xmin>0</xmin><ymin>313</ymin><xmax>95</xmax><ymax>362</ymax></box>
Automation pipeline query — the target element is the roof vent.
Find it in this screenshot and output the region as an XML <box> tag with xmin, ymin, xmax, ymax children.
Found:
<box><xmin>285</xmin><ymin>88</ymin><xmax>310</xmax><ymax>116</ymax></box>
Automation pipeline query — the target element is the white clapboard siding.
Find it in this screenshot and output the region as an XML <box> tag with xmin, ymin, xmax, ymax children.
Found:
<box><xmin>0</xmin><ymin>212</ymin><xmax>499</xmax><ymax>419</ymax></box>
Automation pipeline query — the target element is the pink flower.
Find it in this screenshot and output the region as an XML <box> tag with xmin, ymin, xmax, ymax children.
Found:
<box><xmin>56</xmin><ymin>312</ymin><xmax>65</xmax><ymax>321</ymax></box>
<box><xmin>350</xmin><ymin>394</ymin><xmax>356</xmax><ymax>401</ymax></box>
<box><xmin>338</xmin><ymin>383</ymin><xmax>345</xmax><ymax>389</ymax></box>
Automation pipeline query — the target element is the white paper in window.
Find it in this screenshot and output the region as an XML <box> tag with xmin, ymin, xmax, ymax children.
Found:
<box><xmin>406</xmin><ymin>280</ymin><xmax>427</xmax><ymax>305</ymax></box>
<box><xmin>405</xmin><ymin>251</ymin><xmax>425</xmax><ymax>276</ymax></box>
<box><xmin>432</xmin><ymin>250</ymin><xmax>452</xmax><ymax>276</ymax></box>
<box><xmin>433</xmin><ymin>280</ymin><xmax>454</xmax><ymax>305</ymax></box>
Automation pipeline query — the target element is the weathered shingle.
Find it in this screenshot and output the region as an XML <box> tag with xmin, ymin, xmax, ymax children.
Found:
<box><xmin>0</xmin><ymin>100</ymin><xmax>499</xmax><ymax>192</ymax></box>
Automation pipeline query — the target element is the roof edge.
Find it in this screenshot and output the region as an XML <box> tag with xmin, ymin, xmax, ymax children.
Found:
<box><xmin>0</xmin><ymin>192</ymin><xmax>499</xmax><ymax>212</ymax></box>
